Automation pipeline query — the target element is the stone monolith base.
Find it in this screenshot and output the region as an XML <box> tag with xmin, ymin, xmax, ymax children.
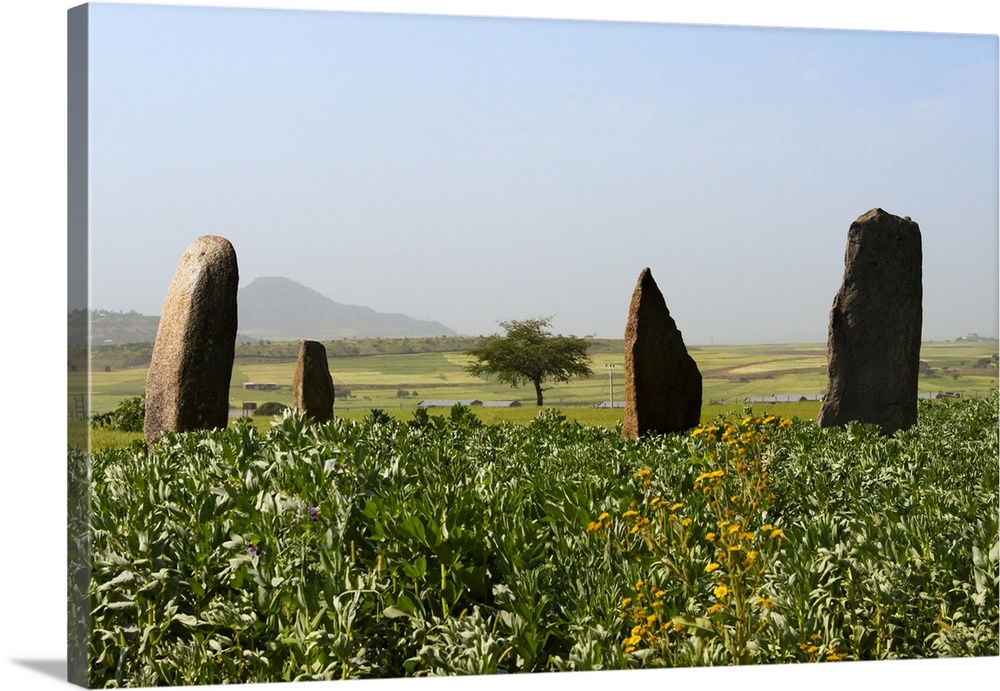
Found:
<box><xmin>144</xmin><ymin>236</ymin><xmax>239</xmax><ymax>441</ymax></box>
<box><xmin>293</xmin><ymin>340</ymin><xmax>335</xmax><ymax>423</ymax></box>
<box><xmin>623</xmin><ymin>267</ymin><xmax>702</xmax><ymax>438</ymax></box>
<box><xmin>817</xmin><ymin>208</ymin><xmax>922</xmax><ymax>435</ymax></box>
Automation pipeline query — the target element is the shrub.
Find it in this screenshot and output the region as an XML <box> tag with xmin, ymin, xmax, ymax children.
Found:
<box><xmin>255</xmin><ymin>401</ymin><xmax>289</xmax><ymax>416</ymax></box>
<box><xmin>91</xmin><ymin>394</ymin><xmax>145</xmax><ymax>432</ymax></box>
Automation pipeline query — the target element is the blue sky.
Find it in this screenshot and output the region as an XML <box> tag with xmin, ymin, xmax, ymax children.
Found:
<box><xmin>85</xmin><ymin>2</ymin><xmax>998</xmax><ymax>343</ymax></box>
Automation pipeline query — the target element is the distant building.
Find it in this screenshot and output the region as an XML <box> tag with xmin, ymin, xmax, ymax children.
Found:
<box><xmin>594</xmin><ymin>401</ymin><xmax>625</xmax><ymax>408</ymax></box>
<box><xmin>743</xmin><ymin>394</ymin><xmax>823</xmax><ymax>403</ymax></box>
<box><xmin>243</xmin><ymin>382</ymin><xmax>279</xmax><ymax>391</ymax></box>
<box><xmin>481</xmin><ymin>400</ymin><xmax>522</xmax><ymax>408</ymax></box>
<box><xmin>416</xmin><ymin>400</ymin><xmax>483</xmax><ymax>408</ymax></box>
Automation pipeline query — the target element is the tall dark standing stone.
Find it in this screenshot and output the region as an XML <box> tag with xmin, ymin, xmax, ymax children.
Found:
<box><xmin>144</xmin><ymin>236</ymin><xmax>239</xmax><ymax>442</ymax></box>
<box><xmin>818</xmin><ymin>208</ymin><xmax>922</xmax><ymax>435</ymax></box>
<box><xmin>623</xmin><ymin>268</ymin><xmax>702</xmax><ymax>439</ymax></box>
<box><xmin>293</xmin><ymin>340</ymin><xmax>335</xmax><ymax>423</ymax></box>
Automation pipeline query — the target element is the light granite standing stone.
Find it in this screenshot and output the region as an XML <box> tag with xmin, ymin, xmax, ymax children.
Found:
<box><xmin>623</xmin><ymin>267</ymin><xmax>702</xmax><ymax>439</ymax></box>
<box><xmin>292</xmin><ymin>340</ymin><xmax>335</xmax><ymax>423</ymax></box>
<box><xmin>144</xmin><ymin>236</ymin><xmax>239</xmax><ymax>442</ymax></box>
<box><xmin>817</xmin><ymin>208</ymin><xmax>922</xmax><ymax>435</ymax></box>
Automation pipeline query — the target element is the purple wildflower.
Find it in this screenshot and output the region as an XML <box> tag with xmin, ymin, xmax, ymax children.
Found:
<box><xmin>247</xmin><ymin>542</ymin><xmax>258</xmax><ymax>555</ymax></box>
<box><xmin>309</xmin><ymin>507</ymin><xmax>319</xmax><ymax>521</ymax></box>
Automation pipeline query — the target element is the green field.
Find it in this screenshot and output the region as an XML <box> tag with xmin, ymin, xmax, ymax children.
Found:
<box><xmin>76</xmin><ymin>339</ymin><xmax>999</xmax><ymax>420</ymax></box>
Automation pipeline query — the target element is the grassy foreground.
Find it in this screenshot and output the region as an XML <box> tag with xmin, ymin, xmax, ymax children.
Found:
<box><xmin>80</xmin><ymin>393</ymin><xmax>998</xmax><ymax>685</ymax></box>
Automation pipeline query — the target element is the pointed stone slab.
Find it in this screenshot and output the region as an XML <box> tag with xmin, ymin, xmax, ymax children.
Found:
<box><xmin>623</xmin><ymin>268</ymin><xmax>702</xmax><ymax>438</ymax></box>
<box><xmin>818</xmin><ymin>208</ymin><xmax>922</xmax><ymax>435</ymax></box>
<box><xmin>293</xmin><ymin>340</ymin><xmax>335</xmax><ymax>423</ymax></box>
<box><xmin>144</xmin><ymin>236</ymin><xmax>239</xmax><ymax>441</ymax></box>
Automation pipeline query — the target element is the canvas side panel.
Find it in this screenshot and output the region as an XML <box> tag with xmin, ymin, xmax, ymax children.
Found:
<box><xmin>67</xmin><ymin>4</ymin><xmax>91</xmax><ymax>687</ymax></box>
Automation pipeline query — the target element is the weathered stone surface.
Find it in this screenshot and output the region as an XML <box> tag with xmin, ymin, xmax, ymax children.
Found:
<box><xmin>623</xmin><ymin>268</ymin><xmax>702</xmax><ymax>438</ymax></box>
<box><xmin>144</xmin><ymin>236</ymin><xmax>239</xmax><ymax>441</ymax></box>
<box><xmin>292</xmin><ymin>340</ymin><xmax>335</xmax><ymax>423</ymax></box>
<box><xmin>817</xmin><ymin>208</ymin><xmax>922</xmax><ymax>435</ymax></box>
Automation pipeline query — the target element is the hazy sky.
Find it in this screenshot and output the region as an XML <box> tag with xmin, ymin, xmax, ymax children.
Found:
<box><xmin>85</xmin><ymin>2</ymin><xmax>999</xmax><ymax>343</ymax></box>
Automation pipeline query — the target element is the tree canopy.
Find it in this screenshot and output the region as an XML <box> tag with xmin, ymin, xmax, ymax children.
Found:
<box><xmin>465</xmin><ymin>317</ymin><xmax>594</xmax><ymax>406</ymax></box>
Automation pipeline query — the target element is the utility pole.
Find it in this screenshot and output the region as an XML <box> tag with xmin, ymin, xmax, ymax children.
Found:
<box><xmin>607</xmin><ymin>364</ymin><xmax>616</xmax><ymax>407</ymax></box>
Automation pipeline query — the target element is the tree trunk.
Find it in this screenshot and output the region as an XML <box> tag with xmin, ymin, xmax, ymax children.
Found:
<box><xmin>533</xmin><ymin>379</ymin><xmax>544</xmax><ymax>406</ymax></box>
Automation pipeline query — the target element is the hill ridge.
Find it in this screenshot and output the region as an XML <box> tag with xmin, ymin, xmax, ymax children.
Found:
<box><xmin>73</xmin><ymin>276</ymin><xmax>458</xmax><ymax>344</ymax></box>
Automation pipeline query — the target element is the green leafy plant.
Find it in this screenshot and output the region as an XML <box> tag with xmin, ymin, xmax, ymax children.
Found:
<box><xmin>86</xmin><ymin>393</ymin><xmax>998</xmax><ymax>684</ymax></box>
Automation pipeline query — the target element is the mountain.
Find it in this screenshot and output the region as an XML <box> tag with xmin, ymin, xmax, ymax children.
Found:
<box><xmin>70</xmin><ymin>309</ymin><xmax>160</xmax><ymax>346</ymax></box>
<box><xmin>76</xmin><ymin>277</ymin><xmax>458</xmax><ymax>344</ymax></box>
<box><xmin>236</xmin><ymin>276</ymin><xmax>457</xmax><ymax>340</ymax></box>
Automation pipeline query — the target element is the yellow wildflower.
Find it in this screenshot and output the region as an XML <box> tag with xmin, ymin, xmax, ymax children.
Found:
<box><xmin>623</xmin><ymin>510</ymin><xmax>639</xmax><ymax>518</ymax></box>
<box><xmin>747</xmin><ymin>550</ymin><xmax>759</xmax><ymax>561</ymax></box>
<box><xmin>598</xmin><ymin>512</ymin><xmax>609</xmax><ymax>521</ymax></box>
<box><xmin>707</xmin><ymin>604</ymin><xmax>723</xmax><ymax>616</ymax></box>
<box><xmin>705</xmin><ymin>562</ymin><xmax>720</xmax><ymax>573</ymax></box>
<box><xmin>622</xmin><ymin>597</ymin><xmax>632</xmax><ymax>607</ymax></box>
<box><xmin>670</xmin><ymin>502</ymin><xmax>684</xmax><ymax>511</ymax></box>
<box><xmin>680</xmin><ymin>517</ymin><xmax>692</xmax><ymax>527</ymax></box>
<box><xmin>635</xmin><ymin>469</ymin><xmax>651</xmax><ymax>479</ymax></box>
<box><xmin>705</xmin><ymin>532</ymin><xmax>717</xmax><ymax>541</ymax></box>
<box><xmin>714</xmin><ymin>585</ymin><xmax>729</xmax><ymax>599</ymax></box>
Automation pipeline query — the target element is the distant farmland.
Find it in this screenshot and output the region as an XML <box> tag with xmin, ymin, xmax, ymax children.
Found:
<box><xmin>77</xmin><ymin>338</ymin><xmax>999</xmax><ymax>423</ymax></box>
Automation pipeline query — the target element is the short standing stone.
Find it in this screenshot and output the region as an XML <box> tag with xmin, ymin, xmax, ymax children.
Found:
<box><xmin>623</xmin><ymin>267</ymin><xmax>702</xmax><ymax>438</ymax></box>
<box><xmin>144</xmin><ymin>236</ymin><xmax>239</xmax><ymax>441</ymax></box>
<box><xmin>293</xmin><ymin>340</ymin><xmax>335</xmax><ymax>423</ymax></box>
<box><xmin>817</xmin><ymin>208</ymin><xmax>922</xmax><ymax>435</ymax></box>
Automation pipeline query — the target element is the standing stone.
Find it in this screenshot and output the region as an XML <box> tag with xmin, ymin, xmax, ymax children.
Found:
<box><xmin>818</xmin><ymin>208</ymin><xmax>922</xmax><ymax>435</ymax></box>
<box><xmin>144</xmin><ymin>236</ymin><xmax>239</xmax><ymax>442</ymax></box>
<box><xmin>293</xmin><ymin>340</ymin><xmax>335</xmax><ymax>423</ymax></box>
<box><xmin>623</xmin><ymin>268</ymin><xmax>702</xmax><ymax>438</ymax></box>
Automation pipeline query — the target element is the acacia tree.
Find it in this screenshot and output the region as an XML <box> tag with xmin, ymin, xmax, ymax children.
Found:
<box><xmin>465</xmin><ymin>317</ymin><xmax>594</xmax><ymax>406</ymax></box>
